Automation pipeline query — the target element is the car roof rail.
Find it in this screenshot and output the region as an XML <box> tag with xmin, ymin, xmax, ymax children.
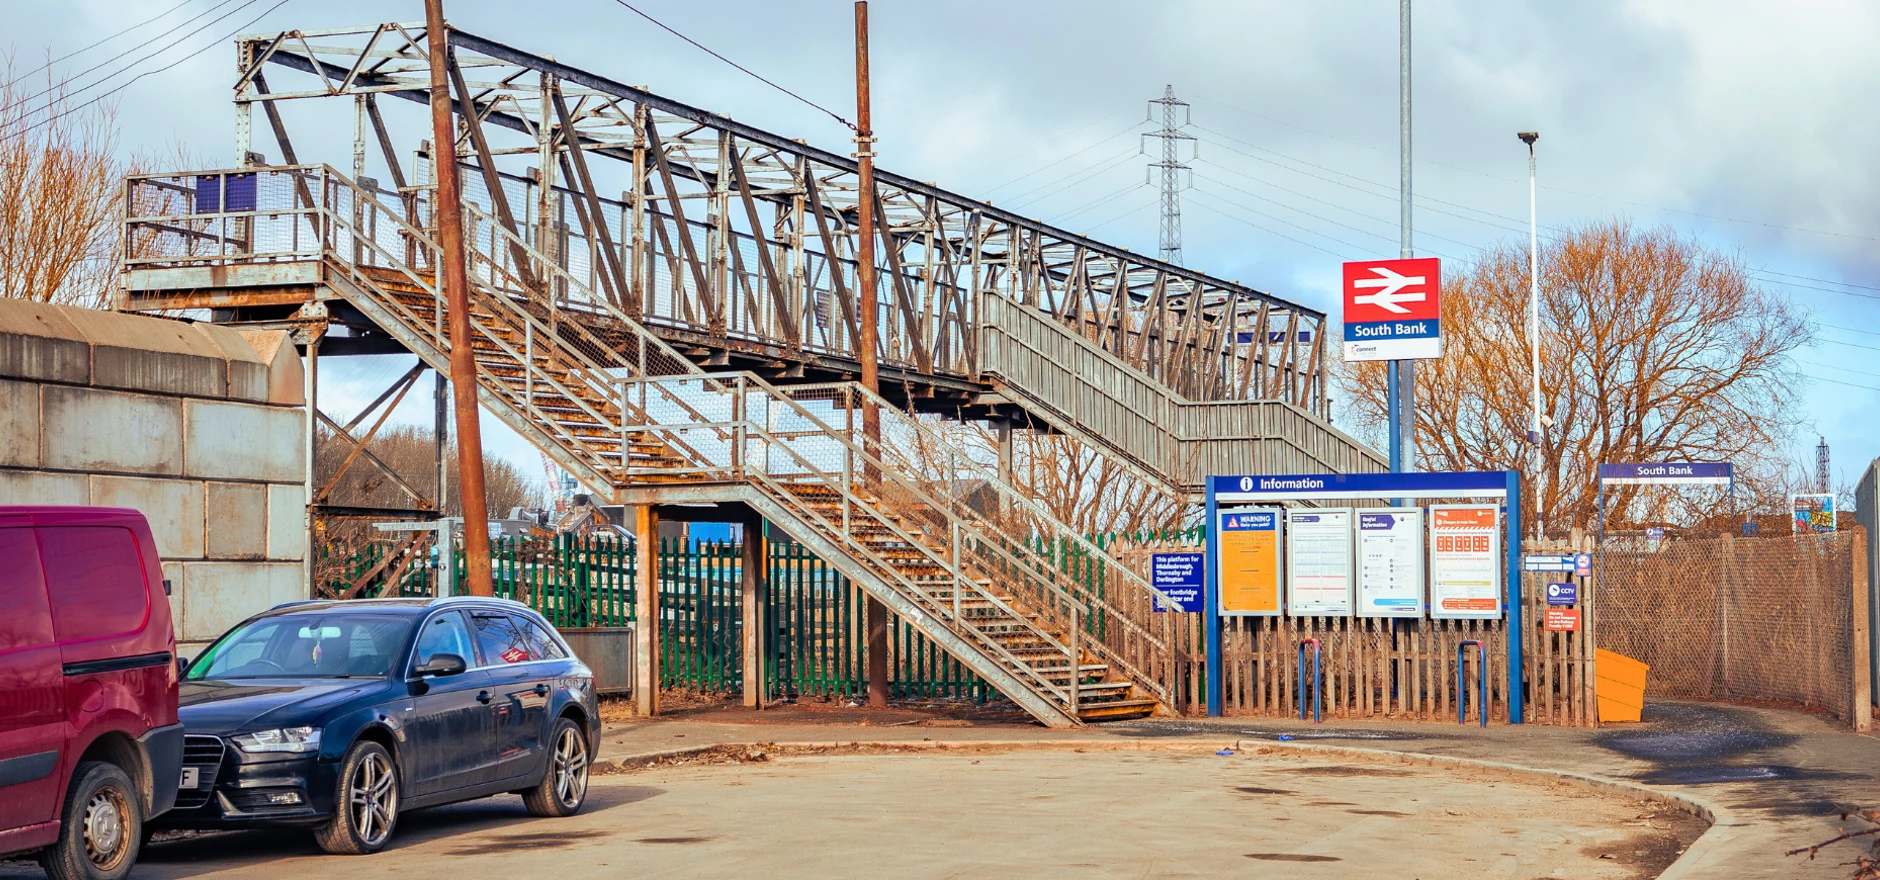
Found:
<box><xmin>268</xmin><ymin>599</ymin><xmax>328</xmax><ymax>610</ymax></box>
<box><xmin>429</xmin><ymin>595</ymin><xmax>532</xmax><ymax>610</ymax></box>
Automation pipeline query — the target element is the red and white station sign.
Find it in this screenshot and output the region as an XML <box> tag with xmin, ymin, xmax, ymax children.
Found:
<box><xmin>1342</xmin><ymin>257</ymin><xmax>1442</xmax><ymax>362</ymax></box>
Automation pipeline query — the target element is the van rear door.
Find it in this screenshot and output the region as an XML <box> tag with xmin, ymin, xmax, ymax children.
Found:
<box><xmin>0</xmin><ymin>526</ymin><xmax>65</xmax><ymax>833</ymax></box>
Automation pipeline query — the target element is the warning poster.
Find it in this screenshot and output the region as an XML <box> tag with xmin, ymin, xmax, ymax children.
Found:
<box><xmin>1286</xmin><ymin>508</ymin><xmax>1352</xmax><ymax>616</ymax></box>
<box><xmin>1429</xmin><ymin>505</ymin><xmax>1500</xmax><ymax>620</ymax></box>
<box><xmin>1217</xmin><ymin>508</ymin><xmax>1282</xmax><ymax>616</ymax></box>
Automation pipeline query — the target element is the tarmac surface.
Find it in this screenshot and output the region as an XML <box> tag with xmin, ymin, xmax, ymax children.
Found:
<box><xmin>0</xmin><ymin>698</ymin><xmax>1870</xmax><ymax>879</ymax></box>
<box><xmin>6</xmin><ymin>748</ymin><xmax>1699</xmax><ymax>880</ymax></box>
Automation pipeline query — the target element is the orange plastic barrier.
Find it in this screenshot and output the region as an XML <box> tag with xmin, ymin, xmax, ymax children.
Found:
<box><xmin>1595</xmin><ymin>649</ymin><xmax>1649</xmax><ymax>723</ymax></box>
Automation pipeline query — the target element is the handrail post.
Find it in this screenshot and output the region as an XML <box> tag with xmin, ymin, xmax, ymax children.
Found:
<box><xmin>733</xmin><ymin>374</ymin><xmax>746</xmax><ymax>477</ymax></box>
<box><xmin>951</xmin><ymin>520</ymin><xmax>961</xmax><ymax>624</ymax></box>
<box><xmin>1458</xmin><ymin>640</ymin><xmax>1487</xmax><ymax>727</ymax></box>
<box><xmin>1297</xmin><ymin>638</ymin><xmax>1323</xmax><ymax>723</ymax></box>
<box><xmin>1069</xmin><ymin>603</ymin><xmax>1080</xmax><ymax>718</ymax></box>
<box><xmin>627</xmin><ymin>377</ymin><xmax>642</xmax><ymax>481</ymax></box>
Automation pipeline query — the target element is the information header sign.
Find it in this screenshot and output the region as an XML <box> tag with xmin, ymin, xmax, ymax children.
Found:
<box><xmin>1150</xmin><ymin>552</ymin><xmax>1206</xmax><ymax>613</ymax></box>
<box><xmin>1429</xmin><ymin>505</ymin><xmax>1501</xmax><ymax>619</ymax></box>
<box><xmin>1355</xmin><ymin>508</ymin><xmax>1423</xmax><ymax>618</ymax></box>
<box><xmin>1213</xmin><ymin>471</ymin><xmax>1509</xmax><ymax>501</ymax></box>
<box><xmin>1286</xmin><ymin>509</ymin><xmax>1353</xmax><ymax>615</ymax></box>
<box><xmin>1342</xmin><ymin>257</ymin><xmax>1442</xmax><ymax>362</ymax></box>
<box><xmin>1217</xmin><ymin>508</ymin><xmax>1283</xmax><ymax>616</ymax></box>
<box><xmin>1596</xmin><ymin>462</ymin><xmax>1733</xmax><ymax>486</ymax></box>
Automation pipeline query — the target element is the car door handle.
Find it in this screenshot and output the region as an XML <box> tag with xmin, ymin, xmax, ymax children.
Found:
<box><xmin>476</xmin><ymin>690</ymin><xmax>493</xmax><ymax>704</ymax></box>
<box><xmin>533</xmin><ymin>684</ymin><xmax>549</xmax><ymax>696</ymax></box>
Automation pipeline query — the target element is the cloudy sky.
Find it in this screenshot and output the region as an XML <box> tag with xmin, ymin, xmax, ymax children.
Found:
<box><xmin>14</xmin><ymin>0</ymin><xmax>1880</xmax><ymax>491</ymax></box>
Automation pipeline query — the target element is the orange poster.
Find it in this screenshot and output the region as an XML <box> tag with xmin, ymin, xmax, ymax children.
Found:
<box><xmin>1429</xmin><ymin>505</ymin><xmax>1501</xmax><ymax>620</ymax></box>
<box><xmin>1218</xmin><ymin>508</ymin><xmax>1282</xmax><ymax>616</ymax></box>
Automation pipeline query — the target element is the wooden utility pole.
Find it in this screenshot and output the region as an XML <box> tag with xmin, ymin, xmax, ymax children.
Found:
<box><xmin>855</xmin><ymin>0</ymin><xmax>890</xmax><ymax>709</ymax></box>
<box><xmin>425</xmin><ymin>0</ymin><xmax>494</xmax><ymax>597</ymax></box>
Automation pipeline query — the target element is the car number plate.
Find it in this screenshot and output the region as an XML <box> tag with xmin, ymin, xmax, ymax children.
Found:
<box><xmin>180</xmin><ymin>767</ymin><xmax>199</xmax><ymax>789</ymax></box>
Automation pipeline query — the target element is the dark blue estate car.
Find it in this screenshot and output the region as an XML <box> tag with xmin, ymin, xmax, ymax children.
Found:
<box><xmin>157</xmin><ymin>597</ymin><xmax>599</xmax><ymax>854</ymax></box>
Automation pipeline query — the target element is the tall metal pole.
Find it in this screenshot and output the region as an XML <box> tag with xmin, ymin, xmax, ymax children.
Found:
<box><xmin>1520</xmin><ymin>131</ymin><xmax>1542</xmax><ymax>540</ymax></box>
<box><xmin>855</xmin><ymin>0</ymin><xmax>889</xmax><ymax>709</ymax></box>
<box><xmin>1394</xmin><ymin>0</ymin><xmax>1415</xmax><ymax>474</ymax></box>
<box><xmin>425</xmin><ymin>0</ymin><xmax>494</xmax><ymax>597</ymax></box>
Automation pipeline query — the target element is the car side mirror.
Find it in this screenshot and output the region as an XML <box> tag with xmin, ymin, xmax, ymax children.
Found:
<box><xmin>175</xmin><ymin>655</ymin><xmax>191</xmax><ymax>676</ymax></box>
<box><xmin>415</xmin><ymin>653</ymin><xmax>466</xmax><ymax>677</ymax></box>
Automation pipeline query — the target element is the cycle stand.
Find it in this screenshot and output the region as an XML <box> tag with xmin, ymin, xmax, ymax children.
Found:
<box><xmin>1297</xmin><ymin>638</ymin><xmax>1322</xmax><ymax>724</ymax></box>
<box><xmin>1457</xmin><ymin>639</ymin><xmax>1487</xmax><ymax>727</ymax></box>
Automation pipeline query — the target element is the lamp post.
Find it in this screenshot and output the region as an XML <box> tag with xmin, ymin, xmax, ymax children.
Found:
<box><xmin>1517</xmin><ymin>131</ymin><xmax>1541</xmax><ymax>541</ymax></box>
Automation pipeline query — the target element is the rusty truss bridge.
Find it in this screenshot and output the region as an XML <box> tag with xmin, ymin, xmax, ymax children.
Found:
<box><xmin>120</xmin><ymin>21</ymin><xmax>1384</xmax><ymax>727</ymax></box>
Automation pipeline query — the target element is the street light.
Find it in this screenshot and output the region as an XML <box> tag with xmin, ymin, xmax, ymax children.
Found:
<box><xmin>1517</xmin><ymin>131</ymin><xmax>1541</xmax><ymax>541</ymax></box>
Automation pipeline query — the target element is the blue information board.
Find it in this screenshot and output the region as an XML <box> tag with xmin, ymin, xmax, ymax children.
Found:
<box><xmin>1150</xmin><ymin>552</ymin><xmax>1206</xmax><ymax>613</ymax></box>
<box><xmin>1545</xmin><ymin>582</ymin><xmax>1579</xmax><ymax>605</ymax></box>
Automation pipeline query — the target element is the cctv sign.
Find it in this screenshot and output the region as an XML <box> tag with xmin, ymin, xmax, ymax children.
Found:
<box><xmin>1342</xmin><ymin>257</ymin><xmax>1441</xmax><ymax>362</ymax></box>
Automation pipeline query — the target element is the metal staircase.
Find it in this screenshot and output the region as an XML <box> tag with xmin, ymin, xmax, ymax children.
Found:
<box><xmin>126</xmin><ymin>166</ymin><xmax>1171</xmax><ymax>726</ymax></box>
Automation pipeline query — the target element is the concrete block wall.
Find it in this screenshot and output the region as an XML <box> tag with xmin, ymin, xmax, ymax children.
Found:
<box><xmin>0</xmin><ymin>298</ymin><xmax>307</xmax><ymax>652</ymax></box>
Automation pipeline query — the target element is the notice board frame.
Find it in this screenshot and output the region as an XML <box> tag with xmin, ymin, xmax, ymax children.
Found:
<box><xmin>1204</xmin><ymin>470</ymin><xmax>1524</xmax><ymax>722</ymax></box>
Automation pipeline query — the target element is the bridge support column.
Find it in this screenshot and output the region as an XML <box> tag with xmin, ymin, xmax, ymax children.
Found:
<box><xmin>635</xmin><ymin>505</ymin><xmax>660</xmax><ymax>716</ymax></box>
<box><xmin>742</xmin><ymin>515</ymin><xmax>768</xmax><ymax>709</ymax></box>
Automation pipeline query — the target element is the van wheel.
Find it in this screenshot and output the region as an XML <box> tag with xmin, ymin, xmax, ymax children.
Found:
<box><xmin>40</xmin><ymin>761</ymin><xmax>141</xmax><ymax>880</ymax></box>
<box><xmin>522</xmin><ymin>718</ymin><xmax>589</xmax><ymax>817</ymax></box>
<box><xmin>313</xmin><ymin>741</ymin><xmax>399</xmax><ymax>855</ymax></box>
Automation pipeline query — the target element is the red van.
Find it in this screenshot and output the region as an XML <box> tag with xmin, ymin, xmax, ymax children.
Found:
<box><xmin>0</xmin><ymin>506</ymin><xmax>182</xmax><ymax>880</ymax></box>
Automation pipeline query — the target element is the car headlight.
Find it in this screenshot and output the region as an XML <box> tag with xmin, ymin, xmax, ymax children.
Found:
<box><xmin>232</xmin><ymin>727</ymin><xmax>322</xmax><ymax>753</ymax></box>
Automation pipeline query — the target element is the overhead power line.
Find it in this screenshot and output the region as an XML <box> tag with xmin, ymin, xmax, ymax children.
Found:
<box><xmin>608</xmin><ymin>0</ymin><xmax>854</xmax><ymax>131</ymax></box>
<box><xmin>982</xmin><ymin>119</ymin><xmax>1141</xmax><ymax>195</ymax></box>
<box><xmin>21</xmin><ymin>0</ymin><xmax>198</xmax><ymax>79</ymax></box>
<box><xmin>6</xmin><ymin>0</ymin><xmax>291</xmax><ymax>143</ymax></box>
<box><xmin>1181</xmin><ymin>87</ymin><xmax>1880</xmax><ymax>244</ymax></box>
<box><xmin>17</xmin><ymin>0</ymin><xmax>249</xmax><ymax>109</ymax></box>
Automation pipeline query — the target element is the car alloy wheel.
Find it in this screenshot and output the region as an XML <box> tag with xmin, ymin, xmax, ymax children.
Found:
<box><xmin>551</xmin><ymin>724</ymin><xmax>589</xmax><ymax>809</ymax></box>
<box><xmin>348</xmin><ymin>751</ymin><xmax>398</xmax><ymax>848</ymax></box>
<box><xmin>82</xmin><ymin>787</ymin><xmax>130</xmax><ymax>871</ymax></box>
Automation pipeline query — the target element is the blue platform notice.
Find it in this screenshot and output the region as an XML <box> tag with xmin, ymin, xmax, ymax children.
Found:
<box><xmin>1151</xmin><ymin>552</ymin><xmax>1205</xmax><ymax>613</ymax></box>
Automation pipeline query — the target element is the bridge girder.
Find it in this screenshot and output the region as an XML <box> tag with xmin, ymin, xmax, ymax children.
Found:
<box><xmin>217</xmin><ymin>21</ymin><xmax>1328</xmax><ymax>411</ymax></box>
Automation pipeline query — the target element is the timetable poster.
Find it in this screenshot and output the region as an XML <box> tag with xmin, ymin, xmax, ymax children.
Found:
<box><xmin>1355</xmin><ymin>507</ymin><xmax>1423</xmax><ymax>618</ymax></box>
<box><xmin>1285</xmin><ymin>508</ymin><xmax>1353</xmax><ymax>616</ymax></box>
<box><xmin>1217</xmin><ymin>507</ymin><xmax>1282</xmax><ymax>616</ymax></box>
<box><xmin>1429</xmin><ymin>505</ymin><xmax>1501</xmax><ymax>619</ymax></box>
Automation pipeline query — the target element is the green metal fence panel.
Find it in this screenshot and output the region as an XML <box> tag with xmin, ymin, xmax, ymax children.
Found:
<box><xmin>326</xmin><ymin>530</ymin><xmax>990</xmax><ymax>700</ymax></box>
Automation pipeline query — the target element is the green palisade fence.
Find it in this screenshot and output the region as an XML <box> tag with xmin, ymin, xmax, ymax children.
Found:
<box><xmin>317</xmin><ymin>531</ymin><xmax>989</xmax><ymax>700</ymax></box>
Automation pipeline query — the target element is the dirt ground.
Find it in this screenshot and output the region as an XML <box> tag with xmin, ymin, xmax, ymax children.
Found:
<box><xmin>9</xmin><ymin>748</ymin><xmax>1705</xmax><ymax>880</ymax></box>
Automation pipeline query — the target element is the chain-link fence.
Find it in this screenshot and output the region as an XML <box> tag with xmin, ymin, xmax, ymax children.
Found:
<box><xmin>1597</xmin><ymin>528</ymin><xmax>1865</xmax><ymax>722</ymax></box>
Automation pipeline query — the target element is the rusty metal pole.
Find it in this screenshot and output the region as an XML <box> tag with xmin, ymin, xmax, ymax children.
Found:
<box><xmin>425</xmin><ymin>0</ymin><xmax>494</xmax><ymax>597</ymax></box>
<box><xmin>855</xmin><ymin>0</ymin><xmax>890</xmax><ymax>709</ymax></box>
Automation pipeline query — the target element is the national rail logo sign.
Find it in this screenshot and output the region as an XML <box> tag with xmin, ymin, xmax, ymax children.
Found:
<box><xmin>1341</xmin><ymin>257</ymin><xmax>1442</xmax><ymax>362</ymax></box>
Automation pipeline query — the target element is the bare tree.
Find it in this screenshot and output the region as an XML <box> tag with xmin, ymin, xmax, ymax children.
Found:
<box><xmin>0</xmin><ymin>55</ymin><xmax>125</xmax><ymax>307</ymax></box>
<box><xmin>315</xmin><ymin>426</ymin><xmax>540</xmax><ymax>518</ymax></box>
<box><xmin>1340</xmin><ymin>220</ymin><xmax>1810</xmax><ymax>533</ymax></box>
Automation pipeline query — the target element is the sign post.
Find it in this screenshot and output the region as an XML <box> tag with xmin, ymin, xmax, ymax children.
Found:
<box><xmin>1343</xmin><ymin>257</ymin><xmax>1442</xmax><ymax>477</ymax></box>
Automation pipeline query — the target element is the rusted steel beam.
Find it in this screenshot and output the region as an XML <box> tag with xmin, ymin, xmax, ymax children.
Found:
<box><xmin>427</xmin><ymin>4</ymin><xmax>494</xmax><ymax>597</ymax></box>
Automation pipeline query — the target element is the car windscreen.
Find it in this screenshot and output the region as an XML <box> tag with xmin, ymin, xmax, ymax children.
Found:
<box><xmin>186</xmin><ymin>613</ymin><xmax>414</xmax><ymax>680</ymax></box>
